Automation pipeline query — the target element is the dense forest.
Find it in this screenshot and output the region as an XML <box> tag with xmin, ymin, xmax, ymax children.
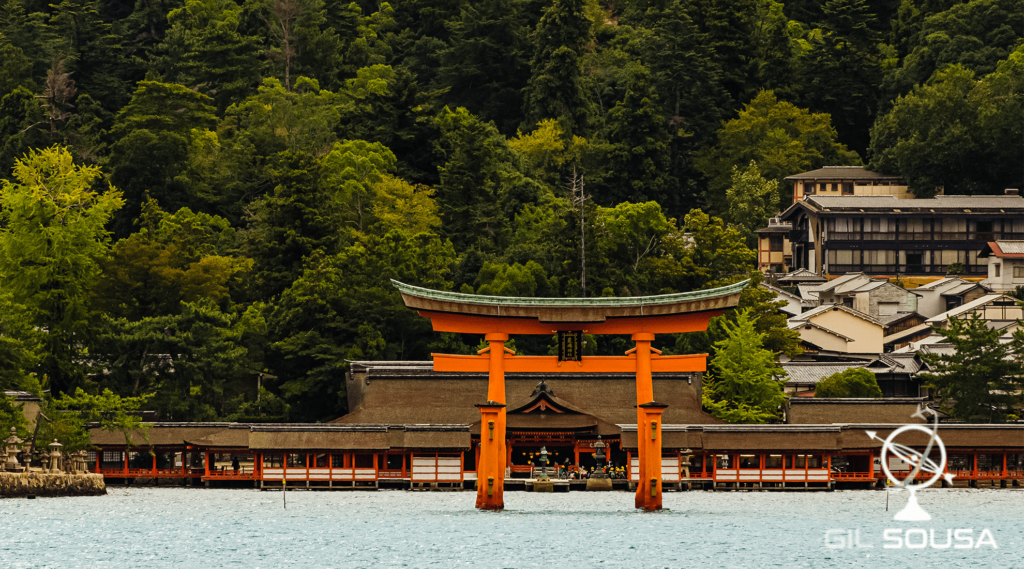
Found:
<box><xmin>0</xmin><ymin>0</ymin><xmax>1021</xmax><ymax>423</ymax></box>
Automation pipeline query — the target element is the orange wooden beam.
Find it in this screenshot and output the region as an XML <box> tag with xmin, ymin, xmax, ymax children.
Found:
<box><xmin>432</xmin><ymin>353</ymin><xmax>707</xmax><ymax>373</ymax></box>
<box><xmin>418</xmin><ymin>310</ymin><xmax>724</xmax><ymax>335</ymax></box>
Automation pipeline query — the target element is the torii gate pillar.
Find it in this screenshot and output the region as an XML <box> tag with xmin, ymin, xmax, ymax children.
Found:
<box><xmin>475</xmin><ymin>333</ymin><xmax>508</xmax><ymax>510</ymax></box>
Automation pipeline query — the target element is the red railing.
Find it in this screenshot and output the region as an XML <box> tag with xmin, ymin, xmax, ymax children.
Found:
<box><xmin>832</xmin><ymin>471</ymin><xmax>874</xmax><ymax>481</ymax></box>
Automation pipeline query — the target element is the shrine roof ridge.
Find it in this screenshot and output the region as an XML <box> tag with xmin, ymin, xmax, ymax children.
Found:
<box><xmin>390</xmin><ymin>279</ymin><xmax>749</xmax><ymax>308</ymax></box>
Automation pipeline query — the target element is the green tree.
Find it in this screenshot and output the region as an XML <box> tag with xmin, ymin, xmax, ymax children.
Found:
<box><xmin>663</xmin><ymin>209</ymin><xmax>755</xmax><ymax>292</ymax></box>
<box><xmin>43</xmin><ymin>388</ymin><xmax>154</xmax><ymax>451</ymax></box>
<box><xmin>696</xmin><ymin>90</ymin><xmax>859</xmax><ymax>212</ymax></box>
<box><xmin>0</xmin><ymin>393</ymin><xmax>30</xmax><ymax>439</ymax></box>
<box><xmin>161</xmin><ymin>0</ymin><xmax>262</xmax><ymax>111</ymax></box>
<box><xmin>702</xmin><ymin>308</ymin><xmax>786</xmax><ymax>423</ymax></box>
<box><xmin>723</xmin><ymin>160</ymin><xmax>779</xmax><ymax>244</ymax></box>
<box><xmin>642</xmin><ymin>0</ymin><xmax>730</xmax><ymax>202</ymax></box>
<box><xmin>367</xmin><ymin>175</ymin><xmax>441</xmax><ymax>236</ymax></box>
<box><xmin>815</xmin><ymin>367</ymin><xmax>882</xmax><ymax>397</ymax></box>
<box><xmin>798</xmin><ymin>0</ymin><xmax>883</xmax><ymax>153</ymax></box>
<box><xmin>523</xmin><ymin>0</ymin><xmax>594</xmax><ymax>135</ymax></box>
<box><xmin>265</xmin><ymin>229</ymin><xmax>456</xmax><ymax>420</ymax></box>
<box><xmin>433</xmin><ymin>106</ymin><xmax>543</xmax><ymax>252</ymax></box>
<box><xmin>319</xmin><ymin>138</ymin><xmax>397</xmax><ymax>233</ymax></box>
<box><xmin>90</xmin><ymin>300</ymin><xmax>266</xmax><ymax>421</ymax></box>
<box><xmin>869</xmin><ymin>53</ymin><xmax>1024</xmax><ymax>198</ymax></box>
<box><xmin>919</xmin><ymin>314</ymin><xmax>1022</xmax><ymax>423</ymax></box>
<box><xmin>243</xmin><ymin>151</ymin><xmax>345</xmax><ymax>298</ymax></box>
<box><xmin>883</xmin><ymin>0</ymin><xmax>1023</xmax><ymax>99</ymax></box>
<box><xmin>688</xmin><ymin>0</ymin><xmax>759</xmax><ymax>107</ymax></box>
<box><xmin>0</xmin><ymin>32</ymin><xmax>35</xmax><ymax>95</ymax></box>
<box><xmin>599</xmin><ymin>200</ymin><xmax>673</xmax><ymax>276</ymax></box>
<box><xmin>0</xmin><ymin>291</ymin><xmax>43</xmax><ymax>391</ymax></box>
<box><xmin>603</xmin><ymin>63</ymin><xmax>675</xmax><ymax>206</ymax></box>
<box><xmin>475</xmin><ymin>260</ymin><xmax>554</xmax><ymax>296</ymax></box>
<box><xmin>48</xmin><ymin>0</ymin><xmax>129</xmax><ymax>112</ymax></box>
<box><xmin>0</xmin><ymin>146</ymin><xmax>124</xmax><ymax>395</ymax></box>
<box><xmin>93</xmin><ymin>200</ymin><xmax>251</xmax><ymax>320</ymax></box>
<box><xmin>0</xmin><ymin>87</ymin><xmax>49</xmax><ymax>174</ymax></box>
<box><xmin>107</xmin><ymin>81</ymin><xmax>218</xmax><ymax>235</ymax></box>
<box><xmin>434</xmin><ymin>0</ymin><xmax>531</xmax><ymax>135</ymax></box>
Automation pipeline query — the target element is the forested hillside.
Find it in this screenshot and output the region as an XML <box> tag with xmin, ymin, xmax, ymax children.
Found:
<box><xmin>0</xmin><ymin>0</ymin><xmax>1021</xmax><ymax>422</ymax></box>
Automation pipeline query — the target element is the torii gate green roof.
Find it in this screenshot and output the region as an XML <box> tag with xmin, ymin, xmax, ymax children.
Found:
<box><xmin>391</xmin><ymin>279</ymin><xmax>748</xmax><ymax>324</ymax></box>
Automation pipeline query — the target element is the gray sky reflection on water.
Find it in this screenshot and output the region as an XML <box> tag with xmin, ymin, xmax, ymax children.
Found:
<box><xmin>0</xmin><ymin>488</ymin><xmax>1020</xmax><ymax>568</ymax></box>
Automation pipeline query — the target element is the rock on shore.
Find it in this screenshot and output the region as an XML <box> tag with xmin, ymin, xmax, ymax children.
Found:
<box><xmin>0</xmin><ymin>472</ymin><xmax>107</xmax><ymax>498</ymax></box>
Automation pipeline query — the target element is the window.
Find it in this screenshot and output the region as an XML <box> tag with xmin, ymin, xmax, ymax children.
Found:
<box><xmin>842</xmin><ymin>182</ymin><xmax>853</xmax><ymax>194</ymax></box>
<box><xmin>769</xmin><ymin>236</ymin><xmax>784</xmax><ymax>251</ymax></box>
<box><xmin>262</xmin><ymin>454</ymin><xmax>284</xmax><ymax>468</ymax></box>
<box><xmin>765</xmin><ymin>455</ymin><xmax>783</xmax><ymax>469</ymax></box>
<box><xmin>994</xmin><ymin>263</ymin><xmax>1001</xmax><ymax>277</ymax></box>
<box><xmin>1014</xmin><ymin>265</ymin><xmax>1024</xmax><ymax>278</ymax></box>
<box><xmin>314</xmin><ymin>453</ymin><xmax>329</xmax><ymax>468</ymax></box>
<box><xmin>805</xmin><ymin>182</ymin><xmax>815</xmax><ymax>194</ymax></box>
<box><xmin>353</xmin><ymin>454</ymin><xmax>375</xmax><ymax>469</ymax></box>
<box><xmin>287</xmin><ymin>453</ymin><xmax>306</xmax><ymax>467</ymax></box>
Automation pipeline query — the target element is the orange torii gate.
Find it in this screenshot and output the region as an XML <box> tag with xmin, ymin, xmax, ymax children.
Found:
<box><xmin>392</xmin><ymin>280</ymin><xmax>747</xmax><ymax>511</ymax></box>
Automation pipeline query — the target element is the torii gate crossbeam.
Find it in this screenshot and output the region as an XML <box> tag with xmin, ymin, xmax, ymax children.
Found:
<box><xmin>391</xmin><ymin>280</ymin><xmax>747</xmax><ymax>511</ymax></box>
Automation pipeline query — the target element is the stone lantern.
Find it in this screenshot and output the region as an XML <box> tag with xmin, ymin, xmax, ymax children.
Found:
<box><xmin>48</xmin><ymin>440</ymin><xmax>63</xmax><ymax>473</ymax></box>
<box><xmin>4</xmin><ymin>427</ymin><xmax>23</xmax><ymax>473</ymax></box>
<box><xmin>586</xmin><ymin>436</ymin><xmax>613</xmax><ymax>491</ymax></box>
<box><xmin>536</xmin><ymin>447</ymin><xmax>550</xmax><ymax>481</ymax></box>
<box><xmin>71</xmin><ymin>450</ymin><xmax>86</xmax><ymax>474</ymax></box>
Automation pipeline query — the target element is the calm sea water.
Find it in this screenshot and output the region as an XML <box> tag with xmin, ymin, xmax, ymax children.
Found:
<box><xmin>1</xmin><ymin>487</ymin><xmax>1021</xmax><ymax>568</ymax></box>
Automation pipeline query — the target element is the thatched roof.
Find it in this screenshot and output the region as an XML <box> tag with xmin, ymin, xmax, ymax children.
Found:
<box><xmin>339</xmin><ymin>364</ymin><xmax>722</xmax><ymax>434</ymax></box>
<box><xmin>90</xmin><ymin>423</ymin><xmax>237</xmax><ymax>447</ymax></box>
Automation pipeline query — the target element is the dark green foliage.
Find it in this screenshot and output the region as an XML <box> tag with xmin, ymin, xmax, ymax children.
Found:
<box><xmin>433</xmin><ymin>107</ymin><xmax>543</xmax><ymax>252</ymax></box>
<box><xmin>869</xmin><ymin>54</ymin><xmax>1024</xmax><ymax>197</ymax></box>
<box><xmin>815</xmin><ymin>368</ymin><xmax>882</xmax><ymax>398</ymax></box>
<box><xmin>159</xmin><ymin>0</ymin><xmax>263</xmax><ymax>112</ymax></box>
<box><xmin>919</xmin><ymin>314</ymin><xmax>1022</xmax><ymax>423</ymax></box>
<box><xmin>523</xmin><ymin>0</ymin><xmax>594</xmax><ymax>135</ymax></box>
<box><xmin>107</xmin><ymin>81</ymin><xmax>218</xmax><ymax>235</ymax></box>
<box><xmin>434</xmin><ymin>0</ymin><xmax>530</xmax><ymax>135</ymax></box>
<box><xmin>603</xmin><ymin>64</ymin><xmax>674</xmax><ymax>207</ymax></box>
<box><xmin>798</xmin><ymin>0</ymin><xmax>882</xmax><ymax>153</ymax></box>
<box><xmin>265</xmin><ymin>230</ymin><xmax>456</xmax><ymax>421</ymax></box>
<box><xmin>243</xmin><ymin>151</ymin><xmax>345</xmax><ymax>298</ymax></box>
<box><xmin>883</xmin><ymin>0</ymin><xmax>1023</xmax><ymax>100</ymax></box>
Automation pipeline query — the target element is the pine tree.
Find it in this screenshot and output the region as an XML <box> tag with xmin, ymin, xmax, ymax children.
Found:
<box><xmin>798</xmin><ymin>0</ymin><xmax>882</xmax><ymax>154</ymax></box>
<box><xmin>919</xmin><ymin>314</ymin><xmax>1023</xmax><ymax>423</ymax></box>
<box><xmin>604</xmin><ymin>63</ymin><xmax>674</xmax><ymax>207</ymax></box>
<box><xmin>434</xmin><ymin>0</ymin><xmax>530</xmax><ymax>135</ymax></box>
<box><xmin>161</xmin><ymin>0</ymin><xmax>262</xmax><ymax>112</ymax></box>
<box><xmin>107</xmin><ymin>81</ymin><xmax>218</xmax><ymax>235</ymax></box>
<box><xmin>522</xmin><ymin>0</ymin><xmax>594</xmax><ymax>135</ymax></box>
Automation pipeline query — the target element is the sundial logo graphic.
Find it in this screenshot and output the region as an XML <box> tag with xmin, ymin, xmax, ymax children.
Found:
<box><xmin>866</xmin><ymin>405</ymin><xmax>953</xmax><ymax>521</ymax></box>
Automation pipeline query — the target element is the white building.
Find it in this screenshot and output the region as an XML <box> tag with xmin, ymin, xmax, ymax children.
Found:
<box><xmin>979</xmin><ymin>241</ymin><xmax>1024</xmax><ymax>292</ymax></box>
